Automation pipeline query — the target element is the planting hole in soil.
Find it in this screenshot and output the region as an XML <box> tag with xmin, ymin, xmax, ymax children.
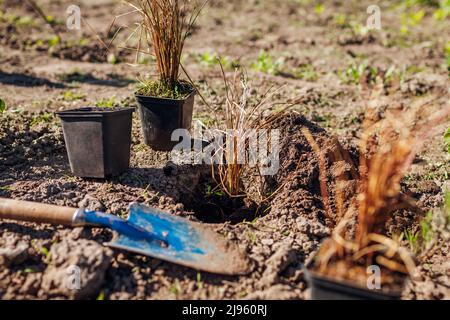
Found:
<box><xmin>184</xmin><ymin>179</ymin><xmax>261</xmax><ymax>224</ymax></box>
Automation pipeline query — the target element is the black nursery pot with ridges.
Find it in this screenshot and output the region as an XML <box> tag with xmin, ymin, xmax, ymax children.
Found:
<box><xmin>134</xmin><ymin>92</ymin><xmax>195</xmax><ymax>151</ymax></box>
<box><xmin>304</xmin><ymin>266</ymin><xmax>405</xmax><ymax>300</ymax></box>
<box><xmin>56</xmin><ymin>107</ymin><xmax>134</xmax><ymax>178</ymax></box>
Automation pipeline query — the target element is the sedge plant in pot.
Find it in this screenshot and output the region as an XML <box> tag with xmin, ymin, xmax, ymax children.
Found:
<box><xmin>127</xmin><ymin>0</ymin><xmax>207</xmax><ymax>151</ymax></box>
<box><xmin>302</xmin><ymin>99</ymin><xmax>450</xmax><ymax>300</ymax></box>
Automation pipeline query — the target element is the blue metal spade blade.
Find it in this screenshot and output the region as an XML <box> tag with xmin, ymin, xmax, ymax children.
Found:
<box><xmin>103</xmin><ymin>203</ymin><xmax>251</xmax><ymax>275</ymax></box>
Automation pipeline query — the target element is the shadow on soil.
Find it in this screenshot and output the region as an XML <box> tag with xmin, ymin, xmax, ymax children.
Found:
<box><xmin>59</xmin><ymin>71</ymin><xmax>134</xmax><ymax>87</ymax></box>
<box><xmin>0</xmin><ymin>71</ymin><xmax>65</xmax><ymax>88</ymax></box>
<box><xmin>0</xmin><ymin>222</ymin><xmax>56</xmax><ymax>240</ymax></box>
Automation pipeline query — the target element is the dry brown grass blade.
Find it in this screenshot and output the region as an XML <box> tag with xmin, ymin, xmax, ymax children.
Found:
<box><xmin>356</xmin><ymin>139</ymin><xmax>414</xmax><ymax>247</ymax></box>
<box><xmin>208</xmin><ymin>66</ymin><xmax>293</xmax><ymax>198</ymax></box>
<box><xmin>368</xmin><ymin>233</ymin><xmax>416</xmax><ymax>275</ymax></box>
<box><xmin>180</xmin><ymin>63</ymin><xmax>214</xmax><ymax>112</ymax></box>
<box><xmin>82</xmin><ymin>17</ymin><xmax>110</xmax><ymax>51</ymax></box>
<box><xmin>119</xmin><ymin>0</ymin><xmax>208</xmax><ymax>88</ymax></box>
<box><xmin>301</xmin><ymin>127</ymin><xmax>334</xmax><ymax>227</ymax></box>
<box><xmin>25</xmin><ymin>0</ymin><xmax>61</xmax><ymax>40</ymax></box>
<box><xmin>356</xmin><ymin>102</ymin><xmax>450</xmax><ymax>248</ymax></box>
<box><xmin>375</xmin><ymin>256</ymin><xmax>408</xmax><ymax>274</ymax></box>
<box><xmin>352</xmin><ymin>244</ymin><xmax>386</xmax><ymax>260</ymax></box>
<box><xmin>316</xmin><ymin>238</ymin><xmax>341</xmax><ymax>274</ymax></box>
<box><xmin>313</xmin><ymin>93</ymin><xmax>450</xmax><ymax>279</ymax></box>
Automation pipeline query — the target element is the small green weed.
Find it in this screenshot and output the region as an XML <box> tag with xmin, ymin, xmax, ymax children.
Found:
<box><xmin>95</xmin><ymin>97</ymin><xmax>116</xmax><ymax>108</ymax></box>
<box><xmin>293</xmin><ymin>64</ymin><xmax>318</xmax><ymax>81</ymax></box>
<box><xmin>444</xmin><ymin>127</ymin><xmax>450</xmax><ymax>154</ymax></box>
<box><xmin>2</xmin><ymin>14</ymin><xmax>35</xmax><ymax>28</ymax></box>
<box><xmin>0</xmin><ymin>98</ymin><xmax>6</xmax><ymax>113</ymax></box>
<box><xmin>96</xmin><ymin>291</ymin><xmax>106</xmax><ymax>300</ymax></box>
<box><xmin>346</xmin><ymin>22</ymin><xmax>369</xmax><ymax>36</ymax></box>
<box><xmin>339</xmin><ymin>61</ymin><xmax>377</xmax><ymax>85</ymax></box>
<box><xmin>334</xmin><ymin>13</ymin><xmax>348</xmax><ymax>27</ymax></box>
<box><xmin>314</xmin><ymin>3</ymin><xmax>324</xmax><ymax>15</ymax></box>
<box><xmin>196</xmin><ymin>272</ymin><xmax>203</xmax><ymax>290</ymax></box>
<box><xmin>246</xmin><ymin>231</ymin><xmax>257</xmax><ymax>244</ymax></box>
<box><xmin>251</xmin><ymin>51</ymin><xmax>284</xmax><ymax>75</ymax></box>
<box><xmin>170</xmin><ymin>280</ymin><xmax>181</xmax><ymax>296</ymax></box>
<box><xmin>31</xmin><ymin>240</ymin><xmax>51</xmax><ymax>262</ymax></box>
<box><xmin>420</xmin><ymin>210</ymin><xmax>434</xmax><ymax>245</ymax></box>
<box><xmin>403</xmin><ymin>194</ymin><xmax>450</xmax><ymax>257</ymax></box>
<box><xmin>198</xmin><ymin>52</ymin><xmax>219</xmax><ymax>67</ymax></box>
<box><xmin>197</xmin><ymin>52</ymin><xmax>239</xmax><ymax>69</ymax></box>
<box><xmin>61</xmin><ymin>91</ymin><xmax>86</xmax><ymax>102</ymax></box>
<box><xmin>204</xmin><ymin>184</ymin><xmax>224</xmax><ymax>198</ymax></box>
<box><xmin>30</xmin><ymin>113</ymin><xmax>53</xmax><ymax>126</ymax></box>
<box><xmin>136</xmin><ymin>80</ymin><xmax>193</xmax><ymax>99</ymax></box>
<box><xmin>194</xmin><ymin>115</ymin><xmax>217</xmax><ymax>127</ymax></box>
<box><xmin>48</xmin><ymin>35</ymin><xmax>60</xmax><ymax>47</ymax></box>
<box><xmin>23</xmin><ymin>267</ymin><xmax>37</xmax><ymax>274</ymax></box>
<box><xmin>382</xmin><ymin>64</ymin><xmax>422</xmax><ymax>86</ymax></box>
<box><xmin>404</xmin><ymin>229</ymin><xmax>419</xmax><ymax>253</ymax></box>
<box><xmin>0</xmin><ymin>185</ymin><xmax>12</xmax><ymax>192</ymax></box>
<box><xmin>400</xmin><ymin>10</ymin><xmax>425</xmax><ymax>34</ymax></box>
<box><xmin>433</xmin><ymin>0</ymin><xmax>450</xmax><ymax>20</ymax></box>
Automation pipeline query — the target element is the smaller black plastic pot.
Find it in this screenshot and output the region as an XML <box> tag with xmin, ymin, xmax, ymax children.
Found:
<box><xmin>56</xmin><ymin>107</ymin><xmax>134</xmax><ymax>179</ymax></box>
<box><xmin>304</xmin><ymin>267</ymin><xmax>404</xmax><ymax>300</ymax></box>
<box><xmin>134</xmin><ymin>92</ymin><xmax>195</xmax><ymax>151</ymax></box>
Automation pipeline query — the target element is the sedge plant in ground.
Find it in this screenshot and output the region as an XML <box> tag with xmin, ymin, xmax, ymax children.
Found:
<box><xmin>305</xmin><ymin>91</ymin><xmax>450</xmax><ymax>293</ymax></box>
<box><xmin>189</xmin><ymin>64</ymin><xmax>295</xmax><ymax>221</ymax></box>
<box><xmin>211</xmin><ymin>65</ymin><xmax>293</xmax><ymax>199</ymax></box>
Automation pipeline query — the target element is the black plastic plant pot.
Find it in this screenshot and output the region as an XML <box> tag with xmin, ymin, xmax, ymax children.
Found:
<box><xmin>304</xmin><ymin>268</ymin><xmax>404</xmax><ymax>300</ymax></box>
<box><xmin>56</xmin><ymin>107</ymin><xmax>134</xmax><ymax>179</ymax></box>
<box><xmin>134</xmin><ymin>92</ymin><xmax>195</xmax><ymax>151</ymax></box>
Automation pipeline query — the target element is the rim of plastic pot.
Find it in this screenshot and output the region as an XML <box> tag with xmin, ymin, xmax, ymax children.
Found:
<box><xmin>134</xmin><ymin>90</ymin><xmax>196</xmax><ymax>102</ymax></box>
<box><xmin>55</xmin><ymin>107</ymin><xmax>135</xmax><ymax>118</ymax></box>
<box><xmin>304</xmin><ymin>266</ymin><xmax>405</xmax><ymax>299</ymax></box>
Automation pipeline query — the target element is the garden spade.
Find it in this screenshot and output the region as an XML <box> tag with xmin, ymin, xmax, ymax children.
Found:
<box><xmin>0</xmin><ymin>198</ymin><xmax>251</xmax><ymax>275</ymax></box>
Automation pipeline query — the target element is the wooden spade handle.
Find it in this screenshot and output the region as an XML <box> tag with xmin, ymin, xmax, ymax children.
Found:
<box><xmin>0</xmin><ymin>198</ymin><xmax>77</xmax><ymax>226</ymax></box>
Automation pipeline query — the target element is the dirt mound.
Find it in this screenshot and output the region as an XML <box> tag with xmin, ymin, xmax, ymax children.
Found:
<box><xmin>269</xmin><ymin>113</ymin><xmax>358</xmax><ymax>240</ymax></box>
<box><xmin>40</xmin><ymin>238</ymin><xmax>113</xmax><ymax>299</ymax></box>
<box><xmin>212</xmin><ymin>113</ymin><xmax>359</xmax><ymax>299</ymax></box>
